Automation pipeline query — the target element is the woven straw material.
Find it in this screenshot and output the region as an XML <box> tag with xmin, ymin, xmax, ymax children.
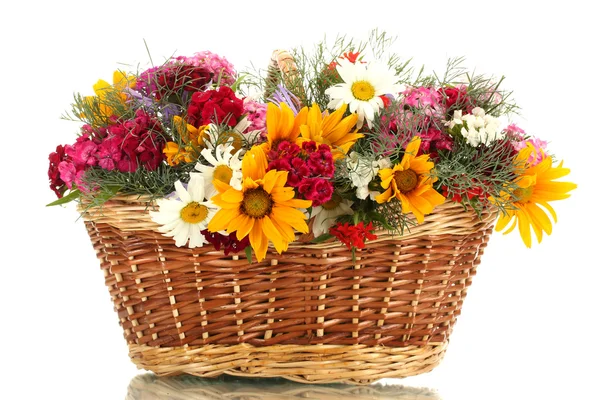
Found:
<box><xmin>129</xmin><ymin>342</ymin><xmax>446</xmax><ymax>384</ymax></box>
<box><xmin>127</xmin><ymin>373</ymin><xmax>442</xmax><ymax>399</ymax></box>
<box><xmin>81</xmin><ymin>196</ymin><xmax>495</xmax><ymax>383</ymax></box>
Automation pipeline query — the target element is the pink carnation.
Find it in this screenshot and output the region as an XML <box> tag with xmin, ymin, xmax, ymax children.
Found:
<box><xmin>243</xmin><ymin>97</ymin><xmax>267</xmax><ymax>134</ymax></box>
<box><xmin>182</xmin><ymin>51</ymin><xmax>237</xmax><ymax>86</ymax></box>
<box><xmin>504</xmin><ymin>124</ymin><xmax>548</xmax><ymax>165</ymax></box>
<box><xmin>401</xmin><ymin>86</ymin><xmax>443</xmax><ymax>117</ymax></box>
<box><xmin>513</xmin><ymin>138</ymin><xmax>549</xmax><ymax>166</ymax></box>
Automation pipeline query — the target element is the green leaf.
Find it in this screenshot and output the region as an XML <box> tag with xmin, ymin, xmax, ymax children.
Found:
<box><xmin>95</xmin><ymin>185</ymin><xmax>123</xmax><ymax>203</ymax></box>
<box><xmin>311</xmin><ymin>233</ymin><xmax>333</xmax><ymax>243</ymax></box>
<box><xmin>244</xmin><ymin>246</ymin><xmax>253</xmax><ymax>264</ymax></box>
<box><xmin>46</xmin><ymin>189</ymin><xmax>81</xmax><ymax>207</ymax></box>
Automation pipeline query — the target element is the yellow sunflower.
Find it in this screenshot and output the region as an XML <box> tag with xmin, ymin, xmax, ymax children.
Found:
<box><xmin>494</xmin><ymin>143</ymin><xmax>576</xmax><ymax>247</ymax></box>
<box><xmin>208</xmin><ymin>147</ymin><xmax>312</xmax><ymax>261</ymax></box>
<box><xmin>260</xmin><ymin>102</ymin><xmax>308</xmax><ymax>153</ymax></box>
<box><xmin>375</xmin><ymin>136</ymin><xmax>446</xmax><ymax>223</ymax></box>
<box><xmin>298</xmin><ymin>103</ymin><xmax>363</xmax><ymax>159</ymax></box>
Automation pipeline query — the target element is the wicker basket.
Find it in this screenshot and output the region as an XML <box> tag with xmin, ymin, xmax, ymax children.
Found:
<box><xmin>126</xmin><ymin>373</ymin><xmax>442</xmax><ymax>399</ymax></box>
<box><xmin>80</xmin><ymin>196</ymin><xmax>495</xmax><ymax>384</ymax></box>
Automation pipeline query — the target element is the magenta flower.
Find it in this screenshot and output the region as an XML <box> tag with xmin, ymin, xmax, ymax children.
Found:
<box><xmin>298</xmin><ymin>177</ymin><xmax>333</xmax><ymax>206</ymax></box>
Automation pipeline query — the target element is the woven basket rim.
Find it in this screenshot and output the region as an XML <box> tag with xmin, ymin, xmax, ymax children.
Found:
<box><xmin>78</xmin><ymin>194</ymin><xmax>497</xmax><ymax>249</ymax></box>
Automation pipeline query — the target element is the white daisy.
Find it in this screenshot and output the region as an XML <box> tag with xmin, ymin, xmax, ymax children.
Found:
<box><xmin>205</xmin><ymin>116</ymin><xmax>263</xmax><ymax>150</ymax></box>
<box><xmin>149</xmin><ymin>173</ymin><xmax>218</xmax><ymax>248</ymax></box>
<box><xmin>311</xmin><ymin>196</ymin><xmax>354</xmax><ymax>237</ymax></box>
<box><xmin>195</xmin><ymin>143</ymin><xmax>243</xmax><ymax>199</ymax></box>
<box><xmin>325</xmin><ymin>58</ymin><xmax>402</xmax><ymax>129</ymax></box>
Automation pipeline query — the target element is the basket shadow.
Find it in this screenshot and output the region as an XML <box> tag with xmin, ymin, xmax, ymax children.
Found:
<box><xmin>126</xmin><ymin>373</ymin><xmax>442</xmax><ymax>400</ymax></box>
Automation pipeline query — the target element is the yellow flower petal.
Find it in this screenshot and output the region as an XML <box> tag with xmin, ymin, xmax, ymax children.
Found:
<box><xmin>250</xmin><ymin>219</ymin><xmax>268</xmax><ymax>262</ymax></box>
<box><xmin>262</xmin><ymin>215</ymin><xmax>286</xmax><ymax>253</ymax></box>
<box><xmin>242</xmin><ymin>146</ymin><xmax>267</xmax><ymax>180</ymax></box>
<box><xmin>517</xmin><ymin>210</ymin><xmax>532</xmax><ymax>248</ymax></box>
<box><xmin>208</xmin><ymin>208</ymin><xmax>241</xmax><ymax>232</ymax></box>
<box><xmin>375</xmin><ymin>187</ymin><xmax>394</xmax><ymax>204</ymax></box>
<box><xmin>272</xmin><ymin>206</ymin><xmax>309</xmax><ymax>233</ymax></box>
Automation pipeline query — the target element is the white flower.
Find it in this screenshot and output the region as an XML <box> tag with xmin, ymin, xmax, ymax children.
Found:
<box><xmin>346</xmin><ymin>152</ymin><xmax>391</xmax><ymax>199</ymax></box>
<box><xmin>446</xmin><ymin>110</ymin><xmax>463</xmax><ymax>129</ymax></box>
<box><xmin>205</xmin><ymin>116</ymin><xmax>262</xmax><ymax>149</ymax></box>
<box><xmin>454</xmin><ymin>107</ymin><xmax>505</xmax><ymax>147</ymax></box>
<box><xmin>311</xmin><ymin>197</ymin><xmax>354</xmax><ymax>237</ymax></box>
<box><xmin>149</xmin><ymin>173</ymin><xmax>219</xmax><ymax>248</ymax></box>
<box><xmin>325</xmin><ymin>58</ymin><xmax>402</xmax><ymax>129</ymax></box>
<box><xmin>196</xmin><ymin>144</ymin><xmax>243</xmax><ymax>199</ymax></box>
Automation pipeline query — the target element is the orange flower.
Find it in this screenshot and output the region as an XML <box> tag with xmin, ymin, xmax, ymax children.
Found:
<box><xmin>494</xmin><ymin>143</ymin><xmax>576</xmax><ymax>247</ymax></box>
<box><xmin>208</xmin><ymin>147</ymin><xmax>311</xmax><ymax>261</ymax></box>
<box><xmin>297</xmin><ymin>103</ymin><xmax>362</xmax><ymax>159</ymax></box>
<box><xmin>375</xmin><ymin>137</ymin><xmax>445</xmax><ymax>223</ymax></box>
<box><xmin>260</xmin><ymin>102</ymin><xmax>308</xmax><ymax>153</ymax></box>
<box><xmin>83</xmin><ymin>70</ymin><xmax>136</xmax><ymax>121</ymax></box>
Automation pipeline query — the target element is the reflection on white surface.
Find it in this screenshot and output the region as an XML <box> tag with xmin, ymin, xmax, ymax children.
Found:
<box><xmin>126</xmin><ymin>373</ymin><xmax>442</xmax><ymax>400</ymax></box>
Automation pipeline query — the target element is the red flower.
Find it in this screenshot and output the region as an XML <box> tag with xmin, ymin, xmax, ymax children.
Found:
<box><xmin>441</xmin><ymin>178</ymin><xmax>492</xmax><ymax>202</ymax></box>
<box><xmin>187</xmin><ymin>86</ymin><xmax>244</xmax><ymax>127</ymax></box>
<box><xmin>306</xmin><ymin>143</ymin><xmax>334</xmax><ymax>177</ymax></box>
<box><xmin>48</xmin><ymin>145</ymin><xmax>69</xmax><ymax>198</ymax></box>
<box><xmin>439</xmin><ymin>86</ymin><xmax>473</xmax><ymax>114</ymax></box>
<box><xmin>416</xmin><ymin>127</ymin><xmax>454</xmax><ymax>159</ymax></box>
<box><xmin>267</xmin><ymin>140</ymin><xmax>335</xmax><ymax>205</ymax></box>
<box><xmin>103</xmin><ymin>109</ymin><xmax>166</xmax><ymax>172</ymax></box>
<box><xmin>380</xmin><ymin>94</ymin><xmax>392</xmax><ymax>108</ymax></box>
<box><xmin>297</xmin><ymin>177</ymin><xmax>333</xmax><ymax>206</ymax></box>
<box><xmin>329</xmin><ymin>222</ymin><xmax>378</xmax><ymax>250</ymax></box>
<box><xmin>202</xmin><ymin>230</ymin><xmax>250</xmax><ymax>256</ymax></box>
<box><xmin>323</xmin><ymin>51</ymin><xmax>364</xmax><ymax>84</ymax></box>
<box><xmin>142</xmin><ymin>64</ymin><xmax>213</xmax><ymax>100</ymax></box>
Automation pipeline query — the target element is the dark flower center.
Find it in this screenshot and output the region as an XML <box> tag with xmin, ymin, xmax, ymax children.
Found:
<box><xmin>241</xmin><ymin>188</ymin><xmax>273</xmax><ymax>218</ymax></box>
<box><xmin>394</xmin><ymin>169</ymin><xmax>418</xmax><ymax>193</ymax></box>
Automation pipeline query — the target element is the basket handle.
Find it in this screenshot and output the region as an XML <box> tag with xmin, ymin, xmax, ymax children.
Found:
<box><xmin>264</xmin><ymin>49</ymin><xmax>306</xmax><ymax>107</ymax></box>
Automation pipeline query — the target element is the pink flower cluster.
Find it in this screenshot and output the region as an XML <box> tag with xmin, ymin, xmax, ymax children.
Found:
<box><xmin>381</xmin><ymin>87</ymin><xmax>456</xmax><ymax>159</ymax></box>
<box><xmin>243</xmin><ymin>97</ymin><xmax>267</xmax><ymax>134</ymax></box>
<box><xmin>402</xmin><ymin>87</ymin><xmax>442</xmax><ymax>113</ymax></box>
<box><xmin>504</xmin><ymin>124</ymin><xmax>548</xmax><ymax>165</ymax></box>
<box><xmin>50</xmin><ymin>110</ymin><xmax>165</xmax><ymax>195</ymax></box>
<box><xmin>181</xmin><ymin>51</ymin><xmax>237</xmax><ymax>87</ymax></box>
<box><xmin>267</xmin><ymin>140</ymin><xmax>334</xmax><ymax>206</ymax></box>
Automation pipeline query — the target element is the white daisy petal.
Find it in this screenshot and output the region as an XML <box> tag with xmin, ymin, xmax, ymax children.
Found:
<box><xmin>150</xmin><ymin>177</ymin><xmax>222</xmax><ymax>249</ymax></box>
<box><xmin>188</xmin><ymin>227</ymin><xmax>204</xmax><ymax>248</ymax></box>
<box><xmin>187</xmin><ymin>173</ymin><xmax>205</xmax><ymax>202</ymax></box>
<box><xmin>175</xmin><ymin>181</ymin><xmax>192</xmax><ymax>204</ymax></box>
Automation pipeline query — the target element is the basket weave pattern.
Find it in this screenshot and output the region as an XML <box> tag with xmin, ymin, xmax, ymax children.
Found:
<box><xmin>82</xmin><ymin>197</ymin><xmax>495</xmax><ymax>383</ymax></box>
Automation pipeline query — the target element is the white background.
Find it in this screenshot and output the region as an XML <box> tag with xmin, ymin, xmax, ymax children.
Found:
<box><xmin>1</xmin><ymin>1</ymin><xmax>598</xmax><ymax>399</ymax></box>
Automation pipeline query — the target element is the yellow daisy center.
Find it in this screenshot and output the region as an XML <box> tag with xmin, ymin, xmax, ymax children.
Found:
<box><xmin>241</xmin><ymin>188</ymin><xmax>273</xmax><ymax>218</ymax></box>
<box><xmin>213</xmin><ymin>164</ymin><xmax>233</xmax><ymax>184</ymax></box>
<box><xmin>394</xmin><ymin>169</ymin><xmax>418</xmax><ymax>193</ymax></box>
<box><xmin>513</xmin><ymin>185</ymin><xmax>534</xmax><ymax>203</ymax></box>
<box><xmin>351</xmin><ymin>80</ymin><xmax>376</xmax><ymax>101</ymax></box>
<box><xmin>180</xmin><ymin>202</ymin><xmax>208</xmax><ymax>224</ymax></box>
<box><xmin>321</xmin><ymin>193</ymin><xmax>341</xmax><ymax>210</ymax></box>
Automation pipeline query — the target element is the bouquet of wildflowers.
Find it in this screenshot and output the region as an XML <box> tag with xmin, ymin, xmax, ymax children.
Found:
<box><xmin>47</xmin><ymin>32</ymin><xmax>576</xmax><ymax>262</ymax></box>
